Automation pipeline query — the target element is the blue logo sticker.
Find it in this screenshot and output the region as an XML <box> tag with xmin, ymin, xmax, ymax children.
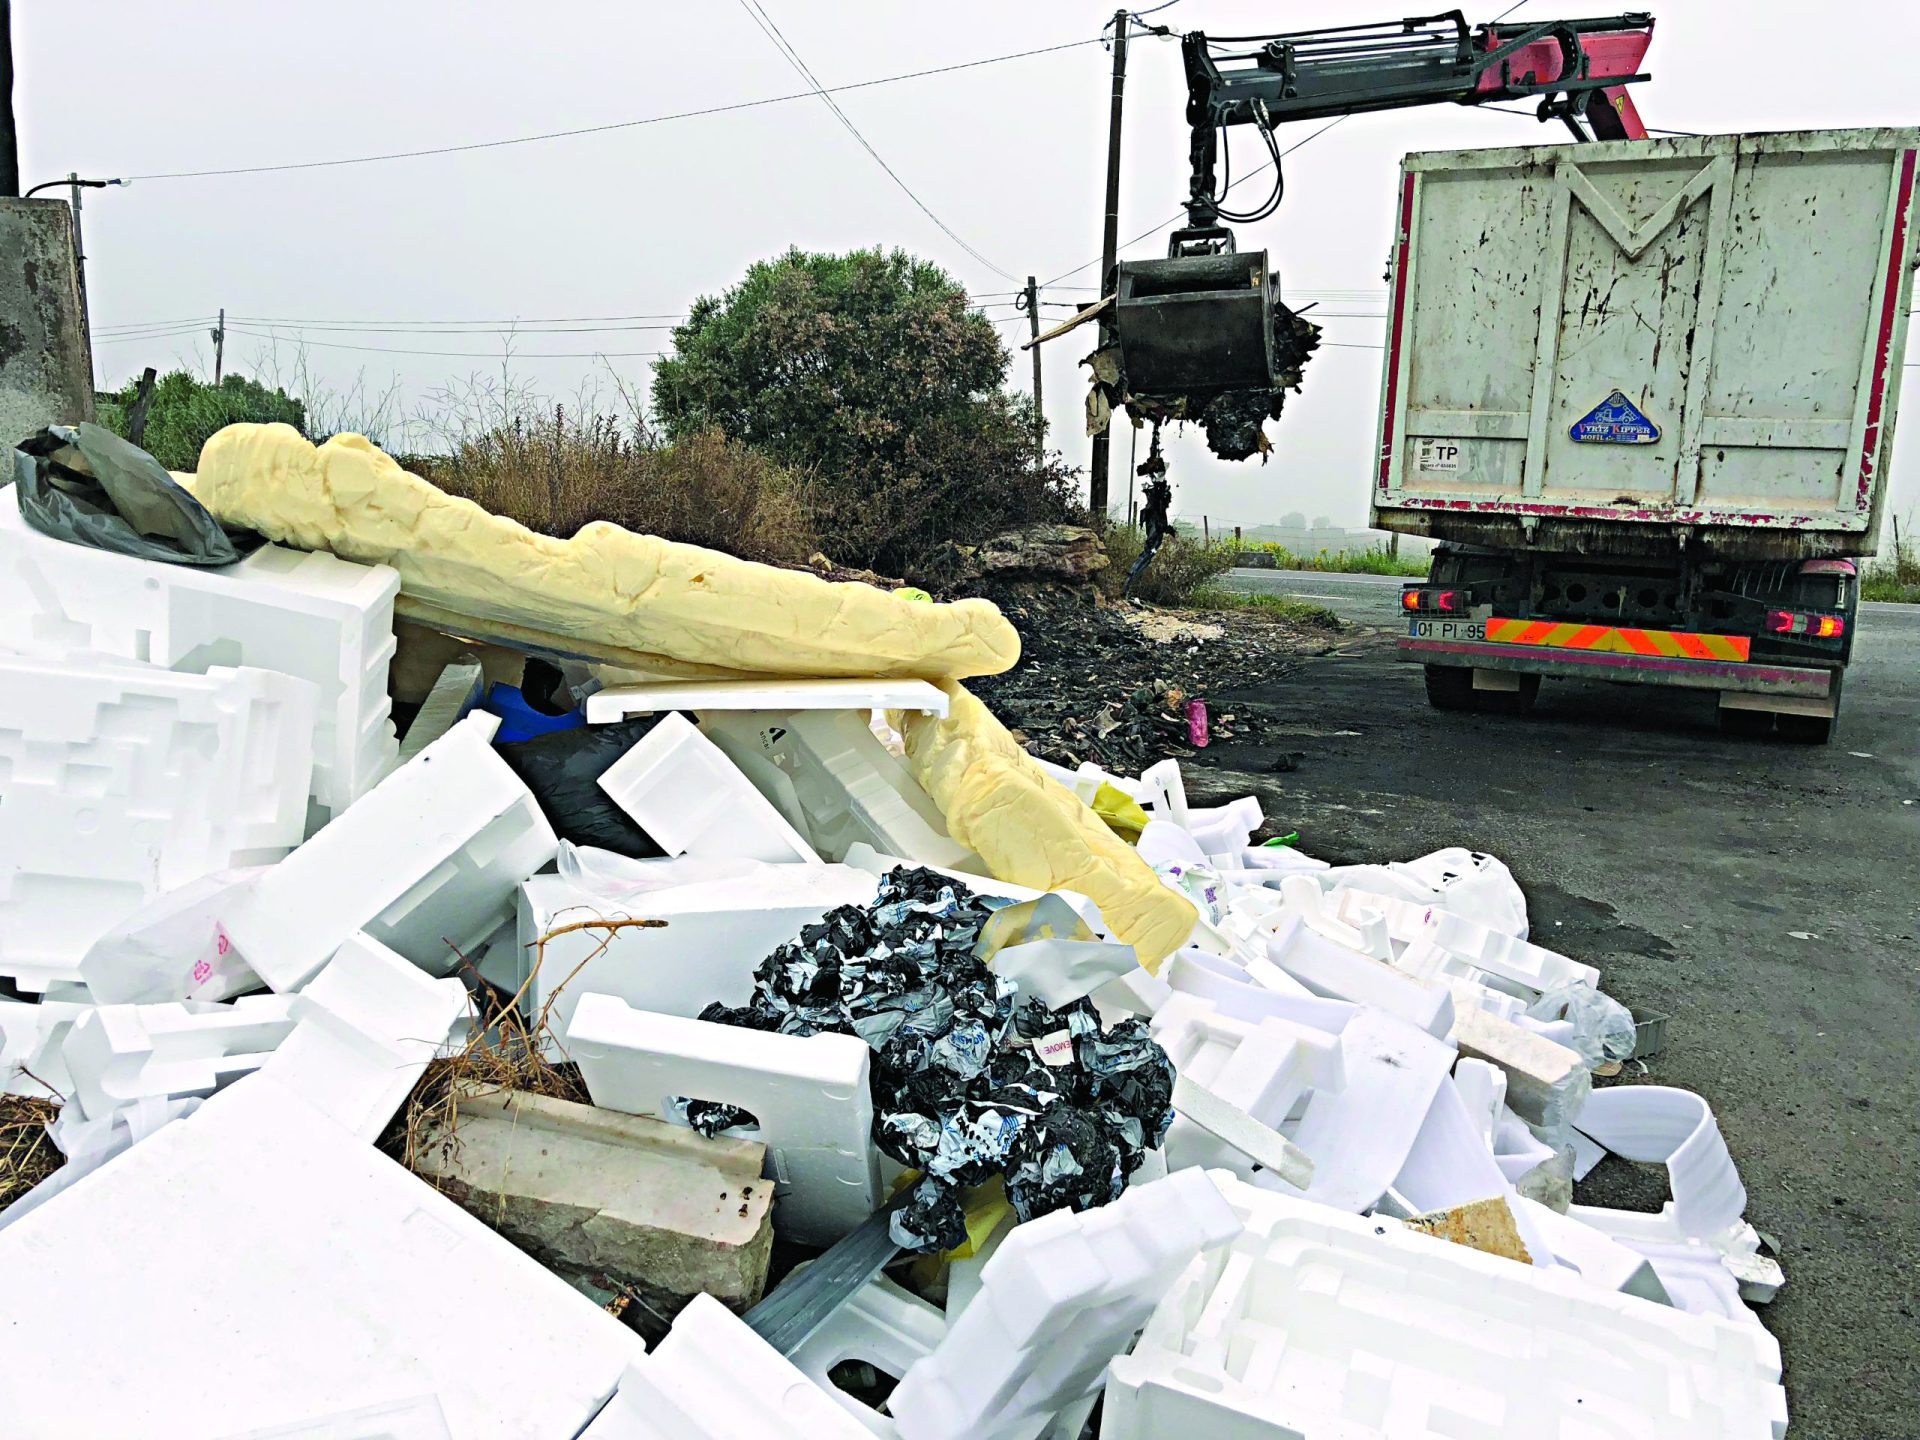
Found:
<box><xmin>1570</xmin><ymin>390</ymin><xmax>1660</xmax><ymax>445</ymax></box>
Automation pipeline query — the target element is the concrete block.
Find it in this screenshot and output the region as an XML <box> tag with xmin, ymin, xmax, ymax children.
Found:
<box><xmin>61</xmin><ymin>993</ymin><xmax>298</xmax><ymax>1121</ymax></box>
<box><xmin>569</xmin><ymin>993</ymin><xmax>880</xmax><ymax>1245</ymax></box>
<box><xmin>597</xmin><ymin>712</ymin><xmax>819</xmax><ymax>865</ymax></box>
<box><xmin>0</xmin><ymin>200</ymin><xmax>91</xmax><ymax>445</ymax></box>
<box><xmin>1105</xmin><ymin>1177</ymin><xmax>1787</xmax><ymax>1440</ymax></box>
<box><xmin>518</xmin><ymin>865</ymin><xmax>878</xmax><ymax>1037</ymax></box>
<box><xmin>1450</xmin><ymin>1006</ymin><xmax>1590</xmax><ymax>1133</ymax></box>
<box><xmin>412</xmin><ymin>1085</ymin><xmax>772</xmax><ymax>1321</ymax></box>
<box><xmin>581</xmin><ymin>1294</ymin><xmax>871</xmax><ymax>1439</ymax></box>
<box><xmin>220</xmin><ymin>713</ymin><xmax>557</xmax><ymax>992</ymax></box>
<box><xmin>257</xmin><ymin>933</ymin><xmax>467</xmax><ymax>1140</ymax></box>
<box><xmin>0</xmin><ymin>1075</ymin><xmax>648</xmax><ymax>1439</ymax></box>
<box><xmin>587</xmin><ymin>676</ymin><xmax>948</xmax><ymax>723</ymax></box>
<box><xmin>0</xmin><ymin>489</ymin><xmax>399</xmax><ymax>819</ymax></box>
<box><xmin>889</xmin><ymin>1167</ymin><xmax>1242</xmax><ymax>1440</ymax></box>
<box><xmin>0</xmin><ymin>654</ymin><xmax>317</xmax><ymax>992</ymax></box>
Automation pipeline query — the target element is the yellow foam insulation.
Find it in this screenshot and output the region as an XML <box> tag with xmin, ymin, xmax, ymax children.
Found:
<box><xmin>901</xmin><ymin>680</ymin><xmax>1197</xmax><ymax>970</ymax></box>
<box><xmin>187</xmin><ymin>425</ymin><xmax>1020</xmax><ymax>682</ymax></box>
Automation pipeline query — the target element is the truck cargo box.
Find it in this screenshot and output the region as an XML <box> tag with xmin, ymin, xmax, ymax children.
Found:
<box><xmin>1372</xmin><ymin>128</ymin><xmax>1920</xmax><ymax>560</ymax></box>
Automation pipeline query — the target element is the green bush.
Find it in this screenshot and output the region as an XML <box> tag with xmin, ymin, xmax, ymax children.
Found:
<box><xmin>1245</xmin><ymin>539</ymin><xmax>1429</xmax><ymax>577</ymax></box>
<box><xmin>98</xmin><ymin>371</ymin><xmax>307</xmax><ymax>472</ymax></box>
<box><xmin>1861</xmin><ymin>535</ymin><xmax>1920</xmax><ymax>603</ymax></box>
<box><xmin>1098</xmin><ymin>524</ymin><xmax>1239</xmax><ymax>606</ymax></box>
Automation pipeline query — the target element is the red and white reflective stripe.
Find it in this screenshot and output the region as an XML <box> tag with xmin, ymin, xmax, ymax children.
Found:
<box><xmin>1378</xmin><ymin>171</ymin><xmax>1418</xmax><ymax>493</ymax></box>
<box><xmin>1858</xmin><ymin>148</ymin><xmax>1917</xmax><ymax>511</ymax></box>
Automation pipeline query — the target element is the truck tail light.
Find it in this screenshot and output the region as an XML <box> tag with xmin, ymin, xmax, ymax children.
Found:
<box><xmin>1402</xmin><ymin>587</ymin><xmax>1460</xmax><ymax>613</ymax></box>
<box><xmin>1767</xmin><ymin>609</ymin><xmax>1846</xmax><ymax>638</ymax></box>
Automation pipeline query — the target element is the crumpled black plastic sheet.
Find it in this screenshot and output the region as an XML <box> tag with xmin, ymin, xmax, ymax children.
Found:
<box><xmin>691</xmin><ymin>866</ymin><xmax>1175</xmax><ymax>1252</ymax></box>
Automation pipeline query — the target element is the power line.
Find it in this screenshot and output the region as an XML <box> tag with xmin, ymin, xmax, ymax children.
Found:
<box><xmin>734</xmin><ymin>0</ymin><xmax>1018</xmax><ymax>282</ymax></box>
<box><xmin>126</xmin><ymin>37</ymin><xmax>1101</xmax><ymax>183</ymax></box>
<box><xmin>225</xmin><ymin>327</ymin><xmax>663</xmax><ymax>360</ymax></box>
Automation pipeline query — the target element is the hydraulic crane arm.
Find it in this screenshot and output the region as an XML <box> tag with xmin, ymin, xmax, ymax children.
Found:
<box><xmin>1176</xmin><ymin>11</ymin><xmax>1654</xmax><ymax>245</ymax></box>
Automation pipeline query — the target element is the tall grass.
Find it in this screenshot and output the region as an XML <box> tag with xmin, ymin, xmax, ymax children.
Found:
<box><xmin>1244</xmin><ymin>540</ymin><xmax>1430</xmax><ymax>577</ymax></box>
<box><xmin>1097</xmin><ymin>526</ymin><xmax>1239</xmax><ymax>605</ymax></box>
<box><xmin>1861</xmin><ymin>534</ymin><xmax>1920</xmax><ymax>603</ymax></box>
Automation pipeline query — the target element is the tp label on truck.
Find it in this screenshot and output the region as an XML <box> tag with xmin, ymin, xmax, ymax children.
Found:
<box><xmin>1414</xmin><ymin>438</ymin><xmax>1460</xmax><ymax>472</ymax></box>
<box><xmin>1570</xmin><ymin>390</ymin><xmax>1660</xmax><ymax>444</ymax></box>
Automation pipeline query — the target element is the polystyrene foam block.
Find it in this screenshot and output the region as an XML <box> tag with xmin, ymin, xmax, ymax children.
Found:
<box><xmin>569</xmin><ymin>992</ymin><xmax>880</xmax><ymax>1245</ymax></box>
<box><xmin>1103</xmin><ymin>1177</ymin><xmax>1786</xmax><ymax>1439</ymax></box>
<box><xmin>0</xmin><ymin>654</ymin><xmax>317</xmax><ymax>992</ymax></box>
<box><xmin>0</xmin><ymin>489</ymin><xmax>399</xmax><ymax>818</ymax></box>
<box><xmin>519</xmin><ymin>866</ymin><xmax>879</xmax><ymax>1037</ymax></box>
<box><xmin>888</xmin><ymin>1167</ymin><xmax>1242</xmax><ymax>1440</ymax></box>
<box><xmin>587</xmin><ymin>676</ymin><xmax>949</xmax><ymax>724</ymax></box>
<box><xmin>0</xmin><ymin>997</ymin><xmax>88</xmax><ymax>1100</ymax></box>
<box><xmin>1163</xmin><ymin>949</ymin><xmax>1357</xmax><ymax>1034</ymax></box>
<box><xmin>257</xmin><ymin>933</ymin><xmax>468</xmax><ymax>1140</ymax></box>
<box><xmin>77</xmin><ymin>865</ymin><xmax>268</xmax><ymax>1005</ymax></box>
<box><xmin>722</xmin><ymin>708</ymin><xmax>981</xmax><ymax>870</ymax></box>
<box><xmin>1331</xmin><ymin>885</ymin><xmax>1599</xmax><ymax>997</ymax></box>
<box><xmin>0</xmin><ymin>1075</ymin><xmax>645</xmax><ymax>1438</ymax></box>
<box><xmin>1260</xmin><ymin>907</ymin><xmax>1456</xmax><ymax>1038</ymax></box>
<box><xmin>215</xmin><ymin>1395</ymin><xmax>452</xmax><ymax>1440</ymax></box>
<box><xmin>582</xmin><ymin>1294</ymin><xmax>872</xmax><ymax>1438</ymax></box>
<box><xmin>788</xmin><ymin>1274</ymin><xmax>948</xmax><ymax>1434</ymax></box>
<box><xmin>60</xmin><ymin>992</ymin><xmax>298</xmax><ymax>1121</ymax></box>
<box><xmin>597</xmin><ymin>712</ymin><xmax>819</xmax><ymax>865</ymax></box>
<box><xmin>220</xmin><ymin>713</ymin><xmax>557</xmax><ymax>992</ymax></box>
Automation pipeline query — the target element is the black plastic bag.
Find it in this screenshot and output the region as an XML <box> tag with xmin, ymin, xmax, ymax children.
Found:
<box><xmin>12</xmin><ymin>422</ymin><xmax>262</xmax><ymax>566</ymax></box>
<box><xmin>497</xmin><ymin>716</ymin><xmax>669</xmax><ymax>857</ymax></box>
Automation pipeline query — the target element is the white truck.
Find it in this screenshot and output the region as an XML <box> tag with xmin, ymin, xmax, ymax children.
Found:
<box><xmin>1375</xmin><ymin>127</ymin><xmax>1918</xmax><ymax>741</ymax></box>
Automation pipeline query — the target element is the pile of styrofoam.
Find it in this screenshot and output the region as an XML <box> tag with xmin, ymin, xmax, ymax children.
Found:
<box><xmin>0</xmin><ymin>483</ymin><xmax>1787</xmax><ymax>1438</ymax></box>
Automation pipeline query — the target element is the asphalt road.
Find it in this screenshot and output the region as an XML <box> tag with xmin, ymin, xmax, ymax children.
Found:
<box><xmin>1195</xmin><ymin>568</ymin><xmax>1919</xmax><ymax>1439</ymax></box>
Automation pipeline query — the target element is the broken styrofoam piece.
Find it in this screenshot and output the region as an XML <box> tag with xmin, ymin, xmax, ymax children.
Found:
<box><xmin>60</xmin><ymin>993</ymin><xmax>298</xmax><ymax>1121</ymax></box>
<box><xmin>1495</xmin><ymin>1104</ymin><xmax>1559</xmax><ymax>1185</ymax></box>
<box><xmin>1106</xmin><ymin>1177</ymin><xmax>1786</xmax><ymax>1440</ymax></box>
<box><xmin>1571</xmin><ymin>1126</ymin><xmax>1608</xmax><ymax>1181</ymax></box>
<box><xmin>1230</xmin><ymin>845</ymin><xmax>1330</xmax><ymax>875</ymax></box>
<box><xmin>0</xmin><ymin>1093</ymin><xmax>203</xmax><ymax>1235</ymax></box>
<box><xmin>1316</xmin><ymin>847</ymin><xmax>1529</xmax><ymax>937</ymax></box>
<box><xmin>413</xmin><ymin>1085</ymin><xmax>774</xmax><ymax>1317</ymax></box>
<box><xmin>582</xmin><ymin>1295</ymin><xmax>872</xmax><ymax>1439</ymax></box>
<box><xmin>1136</xmin><ymin>758</ymin><xmax>1190</xmax><ymax>824</ymax></box>
<box><xmin>788</xmin><ymin>1273</ymin><xmax>948</xmax><ymax>1434</ymax></box>
<box><xmin>1170</xmin><ymin>1074</ymin><xmax>1315</xmax><ymax>1190</ymax></box>
<box><xmin>214</xmin><ymin>1395</ymin><xmax>453</xmax><ymax>1440</ymax></box>
<box><xmin>77</xmin><ymin>866</ymin><xmax>269</xmax><ymax>1005</ymax></box>
<box><xmin>1450</xmin><ymin>1006</ymin><xmax>1590</xmax><ymax>1136</ymax></box>
<box><xmin>1330</xmin><ymin>884</ymin><xmax>1599</xmax><ymax>996</ymax></box>
<box><xmin>0</xmin><ymin>490</ymin><xmax>400</xmax><ymax>818</ymax></box>
<box><xmin>220</xmin><ymin>713</ymin><xmax>559</xmax><ymax>992</ymax></box>
<box><xmin>0</xmin><ymin>655</ymin><xmax>317</xmax><ymax>993</ymax></box>
<box><xmin>887</xmin><ymin>1167</ymin><xmax>1242</xmax><ymax>1440</ymax></box>
<box><xmin>586</xmin><ymin>677</ymin><xmax>949</xmax><ymax>725</ymax></box>
<box><xmin>1391</xmin><ymin>1074</ymin><xmax>1557</xmax><ymax>1267</ymax></box>
<box><xmin>597</xmin><ymin>712</ymin><xmax>820</xmax><ymax>865</ymax></box>
<box><xmin>1569</xmin><ymin>1086</ymin><xmax>1784</xmax><ymax>1310</ymax></box>
<box><xmin>518</xmin><ymin>866</ymin><xmax>879</xmax><ymax>1036</ymax></box>
<box><xmin>1513</xmin><ymin>1195</ymin><xmax>1672</xmax><ymax>1303</ymax></box>
<box><xmin>256</xmin><ymin>933</ymin><xmax>467</xmax><ymax>1140</ymax></box>
<box><xmin>711</xmin><ymin>708</ymin><xmax>981</xmax><ymax>871</ymax></box>
<box><xmin>0</xmin><ymin>1076</ymin><xmax>648</xmax><ymax>1439</ymax></box>
<box><xmin>1029</xmin><ymin>756</ymin><xmax>1148</xmax><ymax>807</ymax></box>
<box><xmin>1181</xmin><ymin>795</ymin><xmax>1264</xmax><ymax>857</ymax></box>
<box><xmin>1135</xmin><ymin>818</ymin><xmax>1208</xmax><ymax>872</ymax></box>
<box><xmin>569</xmin><ymin>993</ymin><xmax>881</xmax><ymax>1246</ymax></box>
<box><xmin>394</xmin><ymin>655</ymin><xmax>486</xmax><ymax>765</ymax></box>
<box><xmin>0</xmin><ymin>998</ymin><xmax>88</xmax><ymax>1101</ymax></box>
<box><xmin>1254</xmin><ymin>899</ymin><xmax>1456</xmax><ymax>1039</ymax></box>
<box><xmin>1162</xmin><ymin>947</ymin><xmax>1356</xmax><ymax>1034</ymax></box>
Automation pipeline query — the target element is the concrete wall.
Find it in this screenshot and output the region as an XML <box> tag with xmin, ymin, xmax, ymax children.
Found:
<box><xmin>0</xmin><ymin>199</ymin><xmax>93</xmax><ymax>449</ymax></box>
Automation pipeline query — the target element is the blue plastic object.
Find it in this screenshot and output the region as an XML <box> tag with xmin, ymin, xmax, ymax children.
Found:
<box><xmin>480</xmin><ymin>681</ymin><xmax>585</xmax><ymax>744</ymax></box>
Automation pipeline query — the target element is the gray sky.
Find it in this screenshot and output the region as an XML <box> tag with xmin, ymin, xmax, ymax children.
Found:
<box><xmin>16</xmin><ymin>0</ymin><xmax>1920</xmax><ymax>537</ymax></box>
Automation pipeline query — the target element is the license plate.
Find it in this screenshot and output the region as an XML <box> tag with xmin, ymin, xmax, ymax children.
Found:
<box><xmin>1408</xmin><ymin>619</ymin><xmax>1486</xmax><ymax>641</ymax></box>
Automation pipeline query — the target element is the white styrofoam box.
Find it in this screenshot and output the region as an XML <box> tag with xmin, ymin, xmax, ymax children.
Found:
<box><xmin>788</xmin><ymin>1274</ymin><xmax>948</xmax><ymax>1435</ymax></box>
<box><xmin>0</xmin><ymin>490</ymin><xmax>399</xmax><ymax>818</ymax></box>
<box><xmin>582</xmin><ymin>1294</ymin><xmax>872</xmax><ymax>1439</ymax></box>
<box><xmin>60</xmin><ymin>993</ymin><xmax>297</xmax><ymax>1121</ymax></box>
<box><xmin>215</xmin><ymin>1395</ymin><xmax>452</xmax><ymax>1440</ymax></box>
<box><xmin>78</xmin><ymin>865</ymin><xmax>269</xmax><ymax>1005</ymax></box>
<box><xmin>0</xmin><ymin>655</ymin><xmax>317</xmax><ymax>993</ymax></box>
<box><xmin>0</xmin><ymin>997</ymin><xmax>88</xmax><ymax>1100</ymax></box>
<box><xmin>888</xmin><ymin>1167</ymin><xmax>1241</xmax><ymax>1440</ymax></box>
<box><xmin>256</xmin><ymin>933</ymin><xmax>468</xmax><ymax>1141</ymax></box>
<box><xmin>519</xmin><ymin>865</ymin><xmax>878</xmax><ymax>1037</ymax></box>
<box><xmin>1104</xmin><ymin>1177</ymin><xmax>1788</xmax><ymax>1440</ymax></box>
<box><xmin>587</xmin><ymin>676</ymin><xmax>948</xmax><ymax>724</ymax></box>
<box><xmin>597</xmin><ymin>712</ymin><xmax>819</xmax><ymax>865</ymax></box>
<box><xmin>569</xmin><ymin>993</ymin><xmax>880</xmax><ymax>1245</ymax></box>
<box><xmin>220</xmin><ymin>713</ymin><xmax>557</xmax><ymax>992</ymax></box>
<box><xmin>726</xmin><ymin>708</ymin><xmax>981</xmax><ymax>871</ymax></box>
<box><xmin>0</xmin><ymin>1075</ymin><xmax>647</xmax><ymax>1438</ymax></box>
<box><xmin>1151</xmin><ymin>995</ymin><xmax>1341</xmax><ymax>1185</ymax></box>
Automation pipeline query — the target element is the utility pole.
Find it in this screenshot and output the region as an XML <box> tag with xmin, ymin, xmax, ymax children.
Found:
<box><xmin>211</xmin><ymin>308</ymin><xmax>226</xmax><ymax>384</ymax></box>
<box><xmin>1087</xmin><ymin>8</ymin><xmax>1129</xmax><ymax>521</ymax></box>
<box><xmin>67</xmin><ymin>172</ymin><xmax>91</xmax><ymax>364</ymax></box>
<box><xmin>0</xmin><ymin>1</ymin><xmax>18</xmax><ymax>197</ymax></box>
<box><xmin>1024</xmin><ymin>275</ymin><xmax>1042</xmax><ymax>462</ymax></box>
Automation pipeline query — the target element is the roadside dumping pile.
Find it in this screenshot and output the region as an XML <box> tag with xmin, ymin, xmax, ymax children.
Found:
<box><xmin>0</xmin><ymin>423</ymin><xmax>1789</xmax><ymax>1438</ymax></box>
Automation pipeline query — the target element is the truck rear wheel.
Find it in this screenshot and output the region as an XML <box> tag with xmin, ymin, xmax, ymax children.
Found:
<box><xmin>1424</xmin><ymin>664</ymin><xmax>1475</xmax><ymax>711</ymax></box>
